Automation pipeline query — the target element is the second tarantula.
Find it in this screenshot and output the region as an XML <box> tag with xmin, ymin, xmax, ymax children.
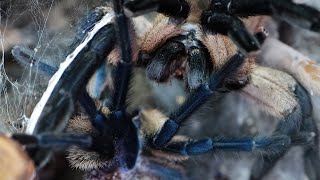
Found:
<box><xmin>5</xmin><ymin>0</ymin><xmax>320</xmax><ymax>179</ymax></box>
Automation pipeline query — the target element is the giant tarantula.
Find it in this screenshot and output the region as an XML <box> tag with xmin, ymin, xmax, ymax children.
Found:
<box><xmin>2</xmin><ymin>0</ymin><xmax>320</xmax><ymax>179</ymax></box>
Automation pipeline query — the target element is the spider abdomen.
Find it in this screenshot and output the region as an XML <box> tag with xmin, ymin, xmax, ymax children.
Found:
<box><xmin>241</xmin><ymin>65</ymin><xmax>299</xmax><ymax>119</ymax></box>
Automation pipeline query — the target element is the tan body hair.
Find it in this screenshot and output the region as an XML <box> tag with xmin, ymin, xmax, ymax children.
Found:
<box><xmin>241</xmin><ymin>65</ymin><xmax>299</xmax><ymax>119</ymax></box>
<box><xmin>67</xmin><ymin>114</ymin><xmax>111</xmax><ymax>170</ymax></box>
<box><xmin>139</xmin><ymin>15</ymin><xmax>185</xmax><ymax>54</ymax></box>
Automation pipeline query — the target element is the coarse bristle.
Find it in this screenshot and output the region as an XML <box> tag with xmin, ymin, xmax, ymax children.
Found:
<box><xmin>67</xmin><ymin>146</ymin><xmax>111</xmax><ymax>170</ymax></box>
<box><xmin>201</xmin><ymin>33</ymin><xmax>255</xmax><ymax>88</ymax></box>
<box><xmin>66</xmin><ymin>114</ymin><xmax>112</xmax><ymax>170</ymax></box>
<box><xmin>139</xmin><ymin>15</ymin><xmax>184</xmax><ymax>54</ymax></box>
<box><xmin>139</xmin><ymin>109</ymin><xmax>168</xmax><ymax>137</ymax></box>
<box><xmin>201</xmin><ymin>34</ymin><xmax>238</xmax><ymax>70</ymax></box>
<box><xmin>240</xmin><ymin>65</ymin><xmax>299</xmax><ymax>118</ymax></box>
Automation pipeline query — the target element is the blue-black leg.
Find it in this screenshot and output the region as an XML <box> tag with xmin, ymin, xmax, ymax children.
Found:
<box><xmin>201</xmin><ymin>12</ymin><xmax>261</xmax><ymax>53</ymax></box>
<box><xmin>90</xmin><ymin>0</ymin><xmax>140</xmax><ymax>170</ymax></box>
<box><xmin>250</xmin><ymin>84</ymin><xmax>318</xmax><ymax>180</ymax></box>
<box><xmin>295</xmin><ymin>85</ymin><xmax>320</xmax><ymax>180</ymax></box>
<box><xmin>23</xmin><ymin>9</ymin><xmax>115</xmax><ymax>134</ymax></box>
<box><xmin>302</xmin><ymin>122</ymin><xmax>320</xmax><ymax>180</ymax></box>
<box><xmin>203</xmin><ymin>0</ymin><xmax>320</xmax><ymax>52</ymax></box>
<box><xmin>110</xmin><ymin>0</ymin><xmax>133</xmax><ymax>112</ymax></box>
<box><xmin>12</xmin><ymin>46</ymin><xmax>57</xmax><ymax>76</ymax></box>
<box><xmin>12</xmin><ymin>43</ymin><xmax>112</xmax><ymax>135</ymax></box>
<box><xmin>232</xmin><ymin>0</ymin><xmax>320</xmax><ymax>32</ymax></box>
<box><xmin>20</xmin><ymin>23</ymin><xmax>115</xmax><ymax>134</ymax></box>
<box><xmin>65</xmin><ymin>6</ymin><xmax>112</xmax><ymax>101</ymax></box>
<box><xmin>153</xmin><ymin>52</ymin><xmax>246</xmax><ymax>148</ymax></box>
<box><xmin>211</xmin><ymin>0</ymin><xmax>320</xmax><ymax>32</ymax></box>
<box><xmin>163</xmin><ymin>135</ymin><xmax>290</xmax><ymax>156</ymax></box>
<box><xmin>68</xmin><ymin>7</ymin><xmax>109</xmax><ymax>53</ymax></box>
<box><xmin>12</xmin><ymin>45</ymin><xmax>104</xmax><ymax>119</ymax></box>
<box><xmin>11</xmin><ymin>133</ymin><xmax>92</xmax><ymax>150</ymax></box>
<box><xmin>13</xmin><ymin>7</ymin><xmax>139</xmax><ymax>169</ymax></box>
<box><xmin>124</xmin><ymin>0</ymin><xmax>190</xmax><ymax>19</ymax></box>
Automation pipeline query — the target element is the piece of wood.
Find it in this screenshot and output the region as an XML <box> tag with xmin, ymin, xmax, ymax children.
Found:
<box><xmin>0</xmin><ymin>135</ymin><xmax>35</xmax><ymax>180</ymax></box>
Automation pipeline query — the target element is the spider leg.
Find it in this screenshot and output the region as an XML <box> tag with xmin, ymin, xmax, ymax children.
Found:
<box><xmin>12</xmin><ymin>43</ymin><xmax>112</xmax><ymax>133</ymax></box>
<box><xmin>4</xmin><ymin>132</ymin><xmax>95</xmax><ymax>171</ymax></box>
<box><xmin>124</xmin><ymin>0</ymin><xmax>190</xmax><ymax>19</ymax></box>
<box><xmin>68</xmin><ymin>7</ymin><xmax>109</xmax><ymax>53</ymax></box>
<box><xmin>153</xmin><ymin>51</ymin><xmax>245</xmax><ymax>148</ymax></box>
<box><xmin>250</xmin><ymin>84</ymin><xmax>319</xmax><ymax>180</ymax></box>
<box><xmin>27</xmin><ymin>19</ymin><xmax>115</xmax><ymax>135</ymax></box>
<box><xmin>70</xmin><ymin>8</ymin><xmax>112</xmax><ymax>99</ymax></box>
<box><xmin>12</xmin><ymin>45</ymin><xmax>108</xmax><ymax>120</ymax></box>
<box><xmin>202</xmin><ymin>0</ymin><xmax>320</xmax><ymax>52</ymax></box>
<box><xmin>11</xmin><ymin>133</ymin><xmax>92</xmax><ymax>150</ymax></box>
<box><xmin>69</xmin><ymin>0</ymin><xmax>143</xmax><ymax>170</ymax></box>
<box><xmin>201</xmin><ymin>12</ymin><xmax>261</xmax><ymax>53</ymax></box>
<box><xmin>111</xmin><ymin>0</ymin><xmax>134</xmax><ymax>112</ymax></box>
<box><xmin>161</xmin><ymin>135</ymin><xmax>291</xmax><ymax>156</ymax></box>
<box><xmin>302</xmin><ymin>122</ymin><xmax>320</xmax><ymax>180</ymax></box>
<box><xmin>12</xmin><ymin>10</ymin><xmax>138</xmax><ymax>169</ymax></box>
<box><xmin>296</xmin><ymin>85</ymin><xmax>320</xmax><ymax>180</ymax></box>
<box><xmin>77</xmin><ymin>0</ymin><xmax>141</xmax><ymax>170</ymax></box>
<box><xmin>212</xmin><ymin>0</ymin><xmax>320</xmax><ymax>32</ymax></box>
<box><xmin>12</xmin><ymin>6</ymin><xmax>116</xmax><ymax>133</ymax></box>
<box><xmin>12</xmin><ymin>45</ymin><xmax>106</xmax><ymax>123</ymax></box>
<box><xmin>18</xmin><ymin>9</ymin><xmax>115</xmax><ymax>167</ymax></box>
<box><xmin>12</xmin><ymin>45</ymin><xmax>57</xmax><ymax>75</ymax></box>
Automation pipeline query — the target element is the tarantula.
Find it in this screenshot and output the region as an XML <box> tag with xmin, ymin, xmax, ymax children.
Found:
<box><xmin>2</xmin><ymin>0</ymin><xmax>320</xmax><ymax>179</ymax></box>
